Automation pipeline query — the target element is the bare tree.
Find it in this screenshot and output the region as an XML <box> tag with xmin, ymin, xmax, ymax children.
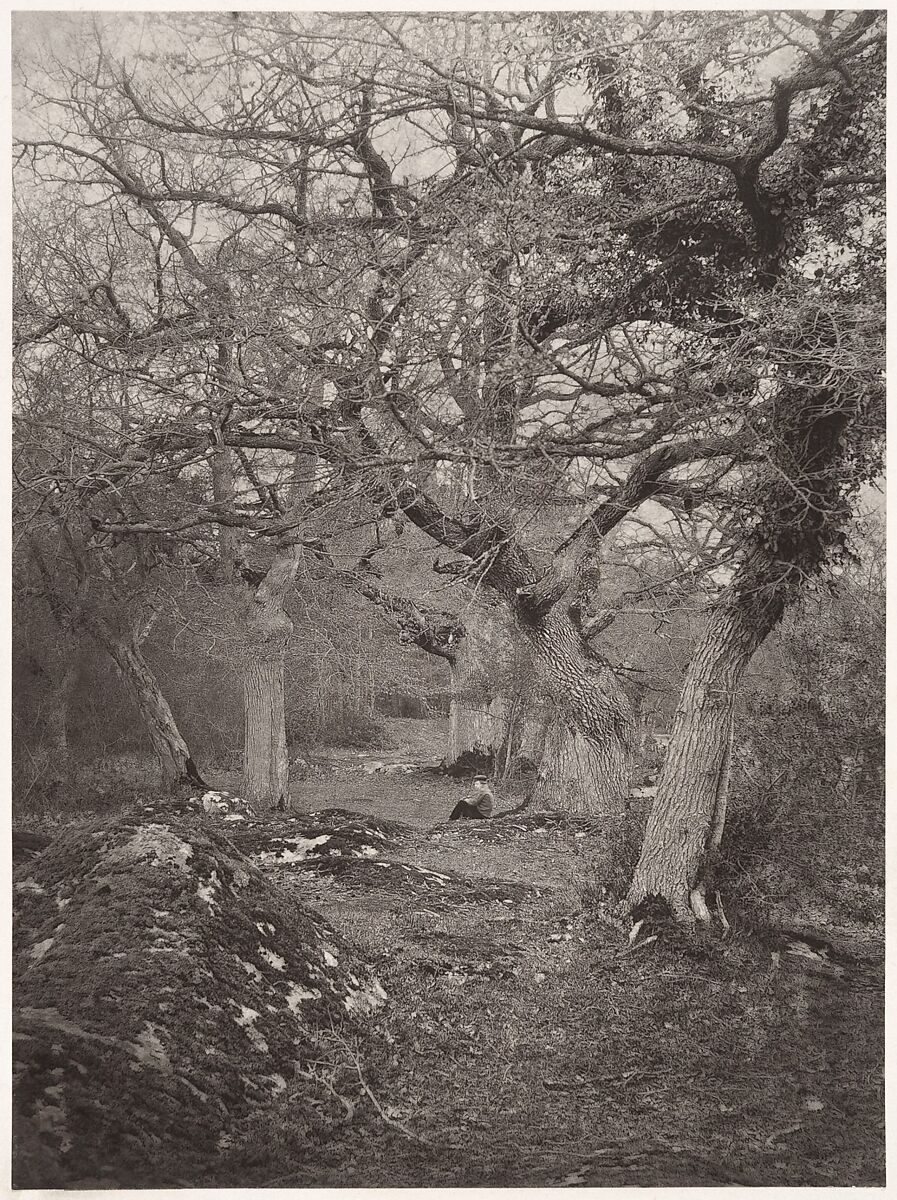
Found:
<box><xmin>13</xmin><ymin>12</ymin><xmax>884</xmax><ymax>860</ymax></box>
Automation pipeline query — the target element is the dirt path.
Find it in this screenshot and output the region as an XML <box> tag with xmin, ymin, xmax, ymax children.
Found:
<box><xmin>225</xmin><ymin>793</ymin><xmax>884</xmax><ymax>1188</ymax></box>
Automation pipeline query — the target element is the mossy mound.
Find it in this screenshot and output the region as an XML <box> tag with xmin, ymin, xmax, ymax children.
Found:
<box><xmin>138</xmin><ymin>789</ymin><xmax>259</xmax><ymax>822</ymax></box>
<box><xmin>254</xmin><ymin>850</ymin><xmax>544</xmax><ymax>910</ymax></box>
<box><xmin>307</xmin><ymin>807</ymin><xmax>419</xmax><ymax>840</ymax></box>
<box><xmin>228</xmin><ymin>809</ymin><xmax>413</xmax><ymax>863</ymax></box>
<box><xmin>431</xmin><ymin>810</ymin><xmax>610</xmax><ymax>842</ymax></box>
<box><xmin>221</xmin><ymin>811</ymin><xmax>540</xmax><ymax>907</ymax></box>
<box><xmin>12</xmin><ymin>828</ymin><xmax>53</xmax><ymax>865</ymax></box>
<box><xmin>12</xmin><ymin>813</ymin><xmax>386</xmax><ymax>1188</ymax></box>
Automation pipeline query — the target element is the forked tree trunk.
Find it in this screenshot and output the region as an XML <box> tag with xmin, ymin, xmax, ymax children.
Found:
<box><xmin>240</xmin><ymin>546</ymin><xmax>300</xmax><ymax>810</ymax></box>
<box><xmin>92</xmin><ymin>624</ymin><xmax>205</xmax><ymax>791</ymax></box>
<box><xmin>524</xmin><ymin>608</ymin><xmax>634</xmax><ymax>835</ymax></box>
<box><xmin>27</xmin><ymin>536</ymin><xmax>204</xmax><ymax>794</ymax></box>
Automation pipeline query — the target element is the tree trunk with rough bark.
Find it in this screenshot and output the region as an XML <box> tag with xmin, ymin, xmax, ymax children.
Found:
<box><xmin>524</xmin><ymin>608</ymin><xmax>634</xmax><ymax>832</ymax></box>
<box><xmin>243</xmin><ymin>654</ymin><xmax>290</xmax><ymax>809</ymax></box>
<box><xmin>239</xmin><ymin>546</ymin><xmax>300</xmax><ymax>810</ymax></box>
<box><xmin>530</xmin><ymin>718</ymin><xmax>623</xmax><ymax>815</ymax></box>
<box><xmin>627</xmin><ymin>375</ymin><xmax>859</xmax><ymax>922</ymax></box>
<box><xmin>516</xmin><ymin>703</ymin><xmax>548</xmax><ymax>770</ymax></box>
<box><xmin>626</xmin><ymin>604</ymin><xmax>751</xmax><ymax>922</ymax></box>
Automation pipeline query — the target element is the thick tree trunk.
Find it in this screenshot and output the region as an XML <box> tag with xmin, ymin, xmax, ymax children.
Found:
<box><xmin>447</xmin><ymin>686</ymin><xmax>509</xmax><ymax>773</ymax></box>
<box><xmin>209</xmin><ymin>436</ymin><xmax>300</xmax><ymax>810</ymax></box>
<box><xmin>626</xmin><ymin>374</ymin><xmax>860</xmax><ymax>923</ymax></box>
<box><xmin>516</xmin><ymin>703</ymin><xmax>548</xmax><ymax>769</ymax></box>
<box><xmin>243</xmin><ymin>655</ymin><xmax>289</xmax><ymax>809</ymax></box>
<box><xmin>530</xmin><ymin>718</ymin><xmax>624</xmax><ymax>815</ymax></box>
<box><xmin>97</xmin><ymin>628</ymin><xmax>205</xmax><ymax>791</ymax></box>
<box><xmin>239</xmin><ymin>546</ymin><xmax>300</xmax><ymax>810</ymax></box>
<box><xmin>626</xmin><ymin>603</ymin><xmax>762</xmax><ymax>922</ymax></box>
<box><xmin>524</xmin><ymin>607</ymin><xmax>634</xmax><ymax>820</ymax></box>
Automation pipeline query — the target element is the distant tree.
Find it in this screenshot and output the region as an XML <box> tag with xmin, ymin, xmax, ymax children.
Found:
<box><xmin>11</xmin><ymin>318</ymin><xmax>208</xmax><ymax>791</ymax></box>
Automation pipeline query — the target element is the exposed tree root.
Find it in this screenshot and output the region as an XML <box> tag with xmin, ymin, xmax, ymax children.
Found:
<box><xmin>622</xmin><ymin>891</ymin><xmax>883</xmax><ymax>992</ymax></box>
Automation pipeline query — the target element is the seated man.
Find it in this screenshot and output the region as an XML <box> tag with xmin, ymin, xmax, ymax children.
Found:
<box><xmin>449</xmin><ymin>775</ymin><xmax>494</xmax><ymax>820</ymax></box>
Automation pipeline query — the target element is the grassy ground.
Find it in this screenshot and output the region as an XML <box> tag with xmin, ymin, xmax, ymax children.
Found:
<box><xmin>14</xmin><ymin>718</ymin><xmax>885</xmax><ymax>1187</ymax></box>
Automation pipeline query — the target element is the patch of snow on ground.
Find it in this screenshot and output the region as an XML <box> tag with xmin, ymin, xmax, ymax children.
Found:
<box><xmin>15</xmin><ymin>877</ymin><xmax>45</xmax><ymax>894</ymax></box>
<box><xmin>196</xmin><ymin>869</ymin><xmax>221</xmax><ymax>909</ymax></box>
<box><xmin>233</xmin><ymin>1004</ymin><xmax>269</xmax><ymax>1054</ymax></box>
<box><xmin>256</xmin><ymin>921</ymin><xmax>276</xmax><ymax>936</ymax></box>
<box><xmin>259</xmin><ymin>945</ymin><xmax>286</xmax><ymax>971</ymax></box>
<box><xmin>238</xmin><ymin>958</ymin><xmax>263</xmax><ymax>983</ymax></box>
<box><xmin>29</xmin><ymin>938</ymin><xmax>54</xmax><ymax>963</ymax></box>
<box><xmin>323</xmin><ymin>948</ymin><xmax>339</xmax><ymax>967</ymax></box>
<box><xmin>261</xmin><ymin>835</ymin><xmax>331</xmax><ymax>864</ymax></box>
<box><xmin>115</xmin><ymin>825</ymin><xmax>195</xmax><ymax>871</ymax></box>
<box><xmin>359</xmin><ymin>844</ymin><xmax>380</xmax><ymax>858</ymax></box>
<box><xmin>285</xmin><ymin>982</ymin><xmax>322</xmax><ymax>1011</ymax></box>
<box><xmin>343</xmin><ymin>978</ymin><xmax>387</xmax><ymax>1017</ymax></box>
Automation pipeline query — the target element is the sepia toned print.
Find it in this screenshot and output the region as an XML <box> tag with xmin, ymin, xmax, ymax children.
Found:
<box><xmin>11</xmin><ymin>10</ymin><xmax>884</xmax><ymax>1187</ymax></box>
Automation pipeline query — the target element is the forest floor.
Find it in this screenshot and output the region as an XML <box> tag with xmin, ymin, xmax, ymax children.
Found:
<box><xmin>13</xmin><ymin>718</ymin><xmax>885</xmax><ymax>1187</ymax></box>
